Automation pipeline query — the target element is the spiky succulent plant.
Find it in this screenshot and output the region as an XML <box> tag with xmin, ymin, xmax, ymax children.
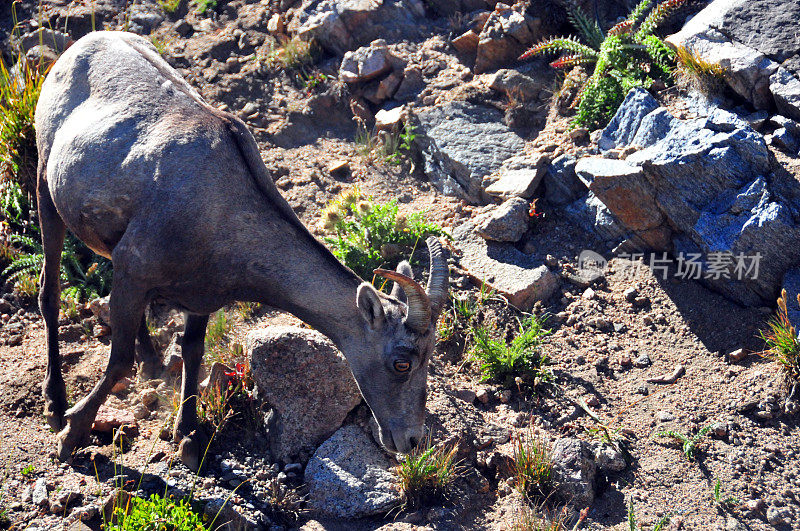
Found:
<box><xmin>520</xmin><ymin>0</ymin><xmax>687</xmax><ymax>129</ymax></box>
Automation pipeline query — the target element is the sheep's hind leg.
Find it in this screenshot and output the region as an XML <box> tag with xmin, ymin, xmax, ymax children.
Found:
<box><xmin>173</xmin><ymin>313</ymin><xmax>210</xmax><ymax>471</ymax></box>
<box><xmin>38</xmin><ymin>170</ymin><xmax>68</xmax><ymax>431</ymax></box>
<box><xmin>56</xmin><ymin>274</ymin><xmax>146</xmax><ymax>460</ymax></box>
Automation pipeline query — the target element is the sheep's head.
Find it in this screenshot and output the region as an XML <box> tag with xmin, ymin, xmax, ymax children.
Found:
<box><xmin>345</xmin><ymin>237</ymin><xmax>448</xmax><ymax>454</ymax></box>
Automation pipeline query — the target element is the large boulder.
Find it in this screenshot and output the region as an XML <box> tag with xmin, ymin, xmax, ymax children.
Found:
<box><xmin>453</xmin><ymin>222</ymin><xmax>559</xmax><ymax>309</ymax></box>
<box><xmin>583</xmin><ymin>88</ymin><xmax>800</xmax><ymax>306</ymax></box>
<box><xmin>289</xmin><ymin>0</ymin><xmax>424</xmax><ymax>56</ymax></box>
<box><xmin>666</xmin><ymin>0</ymin><xmax>800</xmax><ymax>119</ymax></box>
<box><xmin>247</xmin><ymin>326</ymin><xmax>362</xmax><ymax>463</ymax></box>
<box><xmin>305</xmin><ymin>425</ymin><xmax>400</xmax><ymax>518</ymax></box>
<box><xmin>414</xmin><ymin>101</ymin><xmax>525</xmax><ymax>203</ymax></box>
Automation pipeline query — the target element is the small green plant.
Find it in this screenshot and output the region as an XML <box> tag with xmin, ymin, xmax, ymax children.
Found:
<box><xmin>234</xmin><ymin>301</ymin><xmax>259</xmax><ymax>321</ymax></box>
<box><xmin>470</xmin><ymin>315</ymin><xmax>551</xmax><ymax>386</ymax></box>
<box><xmin>384</xmin><ymin>122</ymin><xmax>417</xmax><ymax>165</ymax></box>
<box><xmin>319</xmin><ymin>188</ymin><xmax>446</xmax><ymax>281</ymax></box>
<box><xmin>197</xmin><ymin>361</ymin><xmax>256</xmax><ymax>432</ymax></box>
<box><xmin>106</xmin><ymin>493</ymin><xmax>207</xmax><ymax>530</ymax></box>
<box><xmin>655</xmin><ymin>423</ymin><xmax>713</xmax><ymax>461</ymax></box>
<box><xmin>150</xmin><ymin>36</ymin><xmax>167</xmax><ymax>55</ymax></box>
<box><xmin>760</xmin><ymin>289</ymin><xmax>800</xmax><ymax>382</ymax></box>
<box><xmin>1</xmin><ymin>54</ymin><xmax>46</xmax><ymax>199</ymax></box>
<box><xmin>519</xmin><ymin>0</ymin><xmax>687</xmax><ymax>129</ymax></box>
<box><xmin>204</xmin><ymin>310</ymin><xmax>231</xmax><ymax>360</ymax></box>
<box><xmin>20</xmin><ymin>464</ymin><xmax>35</xmax><ymax>476</ymax></box>
<box><xmin>627</xmin><ymin>500</ymin><xmax>671</xmax><ymax>531</ymax></box>
<box><xmin>396</xmin><ymin>438</ymin><xmax>461</xmax><ymax>509</ymax></box>
<box><xmin>191</xmin><ymin>0</ymin><xmax>217</xmax><ymax>15</ymax></box>
<box><xmin>300</xmin><ymin>71</ymin><xmax>328</xmax><ymax>92</ymax></box>
<box><xmin>158</xmin><ymin>0</ymin><xmax>182</xmax><ymax>14</ymax></box>
<box><xmin>712</xmin><ymin>478</ymin><xmax>739</xmax><ymax>509</ymax></box>
<box><xmin>511</xmin><ymin>430</ymin><xmax>552</xmax><ymax>498</ymax></box>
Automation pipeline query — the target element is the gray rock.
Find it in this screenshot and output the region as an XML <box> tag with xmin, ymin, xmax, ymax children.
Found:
<box><xmin>305</xmin><ymin>425</ymin><xmax>400</xmax><ymax>518</ymax></box>
<box><xmin>247</xmin><ymin>326</ymin><xmax>362</xmax><ymax>463</ymax></box>
<box><xmin>339</xmin><ymin>41</ymin><xmax>393</xmax><ymax>83</ymax></box>
<box><xmin>32</xmin><ymin>478</ymin><xmax>49</xmax><ymax>507</ymax></box>
<box><xmin>781</xmin><ymin>268</ymin><xmax>800</xmax><ymax>331</ymax></box>
<box><xmin>289</xmin><ymin>0</ymin><xmax>423</xmax><ymax>56</ymax></box>
<box><xmin>415</xmin><ymin>102</ymin><xmax>525</xmax><ymax>203</ymax></box>
<box><xmin>584</xmin><ymin>88</ymin><xmax>800</xmax><ymax>305</ymax></box>
<box><xmin>453</xmin><ymin>222</ymin><xmax>559</xmax><ymax>310</ymax></box>
<box><xmin>563</xmin><ymin>192</ymin><xmax>630</xmax><ymax>248</ymax></box>
<box><xmin>666</xmin><ymin>0</ymin><xmax>800</xmax><ymax>117</ymax></box>
<box><xmin>544</xmin><ymin>154</ymin><xmax>586</xmax><ymax>205</ymax></box>
<box><xmin>593</xmin><ymin>444</ymin><xmax>626</xmax><ymax>472</ymax></box>
<box><xmin>551</xmin><ymin>438</ymin><xmax>597</xmax><ymax>508</ymax></box>
<box><xmin>487</xmin><ymin>68</ymin><xmax>543</xmax><ymax>102</ymax></box>
<box><xmin>771</xmin><ymin>67</ymin><xmax>800</xmax><ymax>121</ymax></box>
<box><xmin>204</xmin><ymin>498</ymin><xmax>259</xmax><ymax>530</ymax></box>
<box><xmin>475</xmin><ymin>197</ymin><xmax>530</xmax><ymax>242</ymax></box>
<box><xmin>475</xmin><ymin>3</ymin><xmax>542</xmax><ymax>74</ymax></box>
<box><xmin>484</xmin><ymin>153</ymin><xmax>550</xmax><ymax>200</ymax></box>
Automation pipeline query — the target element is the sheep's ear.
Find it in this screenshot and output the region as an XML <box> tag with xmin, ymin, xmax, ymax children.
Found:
<box><xmin>357</xmin><ymin>283</ymin><xmax>386</xmax><ymax>330</ymax></box>
<box><xmin>390</xmin><ymin>261</ymin><xmax>413</xmax><ymax>304</ymax></box>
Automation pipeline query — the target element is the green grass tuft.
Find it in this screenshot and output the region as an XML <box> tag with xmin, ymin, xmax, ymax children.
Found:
<box><xmin>396</xmin><ymin>438</ymin><xmax>461</xmax><ymax>509</ymax></box>
<box><xmin>511</xmin><ymin>430</ymin><xmax>552</xmax><ymax>499</ymax></box>
<box><xmin>470</xmin><ymin>314</ymin><xmax>551</xmax><ymax>387</ymax></box>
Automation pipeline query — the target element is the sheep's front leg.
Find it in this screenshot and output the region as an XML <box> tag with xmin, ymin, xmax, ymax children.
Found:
<box><xmin>173</xmin><ymin>313</ymin><xmax>209</xmax><ymax>471</ymax></box>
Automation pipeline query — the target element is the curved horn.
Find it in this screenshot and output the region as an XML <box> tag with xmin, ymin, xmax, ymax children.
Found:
<box><xmin>425</xmin><ymin>236</ymin><xmax>449</xmax><ymax>321</ymax></box>
<box><xmin>373</xmin><ymin>269</ymin><xmax>431</xmax><ymax>332</ymax></box>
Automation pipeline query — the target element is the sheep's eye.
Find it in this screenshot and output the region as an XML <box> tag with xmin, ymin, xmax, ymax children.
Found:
<box><xmin>394</xmin><ymin>359</ymin><xmax>411</xmax><ymax>373</ymax></box>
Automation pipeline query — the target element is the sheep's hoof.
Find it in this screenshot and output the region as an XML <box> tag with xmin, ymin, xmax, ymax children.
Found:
<box><xmin>178</xmin><ymin>430</ymin><xmax>209</xmax><ymax>472</ymax></box>
<box><xmin>56</xmin><ymin>420</ymin><xmax>83</xmax><ymax>461</ymax></box>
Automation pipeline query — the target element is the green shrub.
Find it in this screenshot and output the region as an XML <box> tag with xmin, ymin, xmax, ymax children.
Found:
<box><xmin>759</xmin><ymin>289</ymin><xmax>800</xmax><ymax>382</ymax></box>
<box><xmin>470</xmin><ymin>315</ymin><xmax>551</xmax><ymax>386</ymax></box>
<box><xmin>396</xmin><ymin>438</ymin><xmax>461</xmax><ymax>509</ymax></box>
<box><xmin>519</xmin><ymin>0</ymin><xmax>687</xmax><ymax>129</ymax></box>
<box><xmin>319</xmin><ymin>188</ymin><xmax>446</xmax><ymax>281</ymax></box>
<box><xmin>106</xmin><ymin>493</ymin><xmax>207</xmax><ymax>530</ymax></box>
<box><xmin>1</xmin><ymin>221</ymin><xmax>112</xmax><ymax>302</ymax></box>
<box><xmin>0</xmin><ymin>55</ymin><xmax>45</xmax><ymax>199</ymax></box>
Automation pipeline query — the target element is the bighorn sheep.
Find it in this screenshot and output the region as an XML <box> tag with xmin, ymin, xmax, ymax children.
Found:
<box><xmin>34</xmin><ymin>31</ymin><xmax>448</xmax><ymax>468</ymax></box>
